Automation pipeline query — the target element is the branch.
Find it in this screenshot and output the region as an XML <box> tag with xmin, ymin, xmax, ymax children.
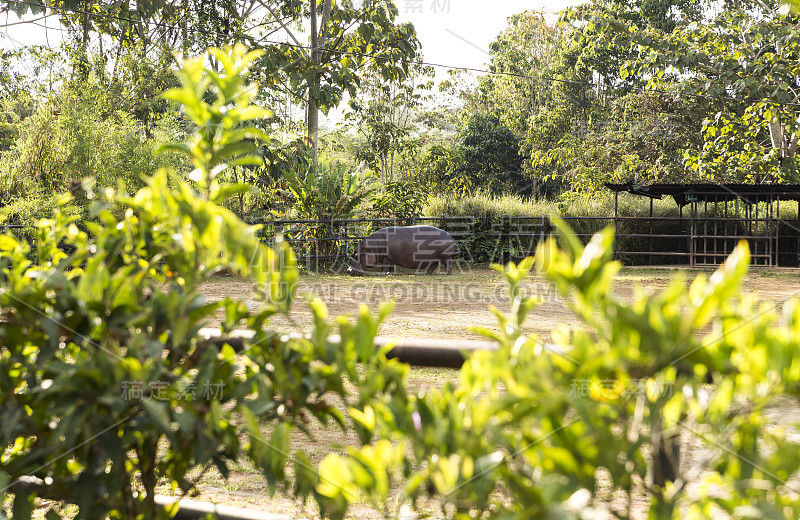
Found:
<box><xmin>320</xmin><ymin>0</ymin><xmax>332</xmax><ymax>29</ymax></box>
<box><xmin>255</xmin><ymin>0</ymin><xmax>308</xmax><ymax>58</ymax></box>
<box><xmin>1</xmin><ymin>14</ymin><xmax>53</xmax><ymax>26</ymax></box>
<box><xmin>240</xmin><ymin>0</ymin><xmax>260</xmax><ymax>19</ymax></box>
<box><xmin>788</xmin><ymin>134</ymin><xmax>799</xmax><ymax>158</ymax></box>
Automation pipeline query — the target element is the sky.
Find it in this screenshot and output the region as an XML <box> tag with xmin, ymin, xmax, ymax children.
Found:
<box><xmin>396</xmin><ymin>0</ymin><xmax>585</xmax><ymax>71</ymax></box>
<box><xmin>2</xmin><ymin>0</ymin><xmax>586</xmax><ymax>71</ymax></box>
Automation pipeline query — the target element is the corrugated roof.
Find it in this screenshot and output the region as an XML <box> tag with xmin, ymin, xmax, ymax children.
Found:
<box><xmin>605</xmin><ymin>183</ymin><xmax>800</xmax><ymax>205</ymax></box>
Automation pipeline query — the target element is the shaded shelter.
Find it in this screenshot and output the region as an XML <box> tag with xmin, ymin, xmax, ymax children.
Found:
<box><xmin>605</xmin><ymin>183</ymin><xmax>800</xmax><ymax>267</ymax></box>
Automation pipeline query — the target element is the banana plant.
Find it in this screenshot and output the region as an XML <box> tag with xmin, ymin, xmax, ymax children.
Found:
<box><xmin>281</xmin><ymin>159</ymin><xmax>376</xmax><ymax>266</ymax></box>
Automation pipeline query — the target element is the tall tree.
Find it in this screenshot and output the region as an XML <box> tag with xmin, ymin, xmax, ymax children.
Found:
<box><xmin>477</xmin><ymin>10</ymin><xmax>568</xmax><ymax>137</ymax></box>
<box><xmin>344</xmin><ymin>63</ymin><xmax>433</xmax><ymax>180</ymax></box>
<box><xmin>5</xmin><ymin>1</ymin><xmax>263</xmax><ymax>60</ymax></box>
<box><xmin>255</xmin><ymin>0</ymin><xmax>420</xmax><ymax>166</ymax></box>
<box><xmin>577</xmin><ymin>0</ymin><xmax>800</xmax><ymax>182</ymax></box>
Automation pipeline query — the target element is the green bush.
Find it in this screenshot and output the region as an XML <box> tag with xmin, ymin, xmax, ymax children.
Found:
<box><xmin>0</xmin><ymin>85</ymin><xmax>187</xmax><ymax>223</ymax></box>
<box><xmin>424</xmin><ymin>189</ymin><xmax>557</xmax><ymax>219</ymax></box>
<box><xmin>0</xmin><ymin>44</ymin><xmax>409</xmax><ymax>520</ymax></box>
<box><xmin>372</xmin><ymin>180</ymin><xmax>427</xmax><ymax>222</ymax></box>
<box><xmin>331</xmin><ymin>221</ymin><xmax>800</xmax><ymax>518</ymax></box>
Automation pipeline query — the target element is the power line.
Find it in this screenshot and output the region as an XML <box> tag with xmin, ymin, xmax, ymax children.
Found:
<box><xmin>4</xmin><ymin>0</ymin><xmax>800</xmax><ymax>109</ymax></box>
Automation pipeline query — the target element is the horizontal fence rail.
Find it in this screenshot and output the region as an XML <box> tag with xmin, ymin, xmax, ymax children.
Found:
<box><xmin>246</xmin><ymin>208</ymin><xmax>800</xmax><ymax>268</ymax></box>
<box><xmin>15</xmin><ymin>331</ymin><xmax>566</xmax><ymax>520</ymax></box>
<box><xmin>155</xmin><ymin>496</ymin><xmax>296</xmax><ymax>520</ymax></box>
<box><xmin>13</xmin><ymin>476</ymin><xmax>298</xmax><ymax>520</ymax></box>
<box><xmin>197</xmin><ymin>328</ymin><xmax>568</xmax><ymax>369</ymax></box>
<box><xmin>6</xmin><ymin>209</ymin><xmax>800</xmax><ymax>268</ymax></box>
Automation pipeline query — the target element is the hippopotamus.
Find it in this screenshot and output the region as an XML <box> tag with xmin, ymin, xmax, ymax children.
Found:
<box><xmin>347</xmin><ymin>225</ymin><xmax>455</xmax><ymax>276</ymax></box>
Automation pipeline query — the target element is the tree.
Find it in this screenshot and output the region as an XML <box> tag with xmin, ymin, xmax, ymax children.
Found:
<box><xmin>5</xmin><ymin>0</ymin><xmax>258</xmax><ymax>55</ymax></box>
<box><xmin>254</xmin><ymin>0</ymin><xmax>420</xmax><ymax>165</ymax></box>
<box><xmin>478</xmin><ymin>10</ymin><xmax>568</xmax><ymax>138</ymax></box>
<box><xmin>460</xmin><ymin>11</ymin><xmax>599</xmax><ymax>197</ymax></box>
<box><xmin>345</xmin><ymin>63</ymin><xmax>433</xmax><ymax>181</ymax></box>
<box><xmin>458</xmin><ymin>113</ymin><xmax>525</xmax><ymax>194</ymax></box>
<box><xmin>580</xmin><ymin>0</ymin><xmax>800</xmax><ymax>182</ymax></box>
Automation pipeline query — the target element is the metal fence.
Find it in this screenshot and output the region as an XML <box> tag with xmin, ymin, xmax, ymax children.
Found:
<box><xmin>251</xmin><ymin>216</ymin><xmax>590</xmax><ymax>270</ymax></box>
<box><xmin>252</xmin><ymin>207</ymin><xmax>800</xmax><ymax>269</ymax></box>
<box><xmin>8</xmin><ymin>209</ymin><xmax>800</xmax><ymax>269</ymax></box>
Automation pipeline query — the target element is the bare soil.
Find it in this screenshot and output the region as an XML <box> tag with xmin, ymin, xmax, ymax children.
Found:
<box><xmin>200</xmin><ymin>266</ymin><xmax>800</xmax><ymax>341</ymax></box>
<box><xmin>170</xmin><ymin>266</ymin><xmax>800</xmax><ymax>519</ymax></box>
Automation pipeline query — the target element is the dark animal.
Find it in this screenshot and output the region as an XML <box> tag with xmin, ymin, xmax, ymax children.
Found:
<box><xmin>347</xmin><ymin>225</ymin><xmax>455</xmax><ymax>276</ymax></box>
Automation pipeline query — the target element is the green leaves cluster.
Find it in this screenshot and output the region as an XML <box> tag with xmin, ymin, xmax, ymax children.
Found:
<box><xmin>161</xmin><ymin>44</ymin><xmax>272</xmax><ymax>197</ymax></box>
<box><xmin>371</xmin><ymin>181</ymin><xmax>427</xmax><ymax>221</ymax></box>
<box><xmin>0</xmin><ymin>45</ymin><xmax>412</xmax><ymax>520</ymax></box>
<box><xmin>579</xmin><ymin>0</ymin><xmax>800</xmax><ymax>183</ymax></box>
<box><xmin>318</xmin><ymin>218</ymin><xmax>800</xmax><ymax>519</ymax></box>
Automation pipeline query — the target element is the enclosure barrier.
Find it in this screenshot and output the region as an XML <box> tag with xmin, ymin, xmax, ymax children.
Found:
<box><xmin>155</xmin><ymin>495</ymin><xmax>295</xmax><ymax>520</ymax></box>
<box><xmin>13</xmin><ymin>476</ymin><xmax>296</xmax><ymax>520</ymax></box>
<box><xmin>14</xmin><ymin>202</ymin><xmax>800</xmax><ymax>269</ymax></box>
<box><xmin>249</xmin><ymin>183</ymin><xmax>800</xmax><ymax>268</ymax></box>
<box><xmin>197</xmin><ymin>327</ymin><xmax>512</xmax><ymax>368</ymax></box>
<box><xmin>251</xmin><ymin>215</ymin><xmax>614</xmax><ymax>269</ymax></box>
<box><xmin>606</xmin><ymin>182</ymin><xmax>800</xmax><ymax>267</ymax></box>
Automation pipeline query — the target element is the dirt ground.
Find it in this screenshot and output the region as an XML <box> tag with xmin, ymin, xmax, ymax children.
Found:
<box><xmin>172</xmin><ymin>266</ymin><xmax>800</xmax><ymax>519</ymax></box>
<box><xmin>21</xmin><ymin>267</ymin><xmax>799</xmax><ymax>519</ymax></box>
<box><xmin>200</xmin><ymin>265</ymin><xmax>800</xmax><ymax>341</ymax></box>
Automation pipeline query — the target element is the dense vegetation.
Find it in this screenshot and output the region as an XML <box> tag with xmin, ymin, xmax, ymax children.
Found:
<box><xmin>4</xmin><ymin>0</ymin><xmax>800</xmax><ymax>225</ymax></box>
<box><xmin>2</xmin><ymin>46</ymin><xmax>800</xmax><ymax>520</ymax></box>
<box><xmin>3</xmin><ymin>2</ymin><xmax>800</xmax><ymax>518</ymax></box>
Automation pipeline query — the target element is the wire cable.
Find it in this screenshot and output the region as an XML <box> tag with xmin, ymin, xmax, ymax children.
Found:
<box><xmin>3</xmin><ymin>0</ymin><xmax>800</xmax><ymax>108</ymax></box>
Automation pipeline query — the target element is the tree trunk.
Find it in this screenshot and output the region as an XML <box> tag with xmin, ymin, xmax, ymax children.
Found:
<box><xmin>768</xmin><ymin>117</ymin><xmax>786</xmax><ymax>157</ymax></box>
<box><xmin>182</xmin><ymin>0</ymin><xmax>189</xmax><ymax>59</ymax></box>
<box><xmin>306</xmin><ymin>0</ymin><xmax>331</xmax><ymax>169</ymax></box>
<box><xmin>308</xmin><ymin>0</ymin><xmax>320</xmax><ymax>168</ymax></box>
<box><xmin>82</xmin><ymin>0</ymin><xmax>91</xmax><ymax>48</ymax></box>
<box><xmin>649</xmin><ymin>413</ymin><xmax>680</xmax><ymax>516</ymax></box>
<box><xmin>73</xmin><ymin>0</ymin><xmax>92</xmax><ymax>80</ymax></box>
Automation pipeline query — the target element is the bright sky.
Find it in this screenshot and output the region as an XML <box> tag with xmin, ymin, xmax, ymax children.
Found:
<box><xmin>2</xmin><ymin>1</ymin><xmax>586</xmax><ymax>71</ymax></box>
<box><xmin>396</xmin><ymin>0</ymin><xmax>586</xmax><ymax>71</ymax></box>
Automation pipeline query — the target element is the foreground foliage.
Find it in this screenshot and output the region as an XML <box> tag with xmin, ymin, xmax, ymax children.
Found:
<box><xmin>333</xmin><ymin>220</ymin><xmax>800</xmax><ymax>519</ymax></box>
<box><xmin>0</xmin><ymin>45</ymin><xmax>409</xmax><ymax>520</ymax></box>
<box><xmin>3</xmin><ymin>43</ymin><xmax>800</xmax><ymax>520</ymax></box>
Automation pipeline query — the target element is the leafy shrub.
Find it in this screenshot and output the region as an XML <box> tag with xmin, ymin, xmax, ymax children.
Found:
<box><xmin>458</xmin><ymin>113</ymin><xmax>526</xmax><ymax>194</ymax></box>
<box><xmin>331</xmin><ymin>220</ymin><xmax>800</xmax><ymax>518</ymax></box>
<box><xmin>418</xmin><ymin>144</ymin><xmax>471</xmax><ymax>196</ymax></box>
<box><xmin>424</xmin><ymin>189</ymin><xmax>556</xmax><ymax>219</ymax></box>
<box><xmin>0</xmin><ymin>44</ymin><xmax>409</xmax><ymax>520</ymax></box>
<box><xmin>280</xmin><ymin>159</ymin><xmax>375</xmax><ymax>270</ymax></box>
<box><xmin>0</xmin><ymin>87</ymin><xmax>187</xmax><ymax>223</ymax></box>
<box><xmin>371</xmin><ymin>180</ymin><xmax>427</xmax><ymax>222</ymax></box>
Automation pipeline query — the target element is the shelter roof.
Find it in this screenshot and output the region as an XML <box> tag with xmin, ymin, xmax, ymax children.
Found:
<box><xmin>605</xmin><ymin>183</ymin><xmax>800</xmax><ymax>206</ymax></box>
